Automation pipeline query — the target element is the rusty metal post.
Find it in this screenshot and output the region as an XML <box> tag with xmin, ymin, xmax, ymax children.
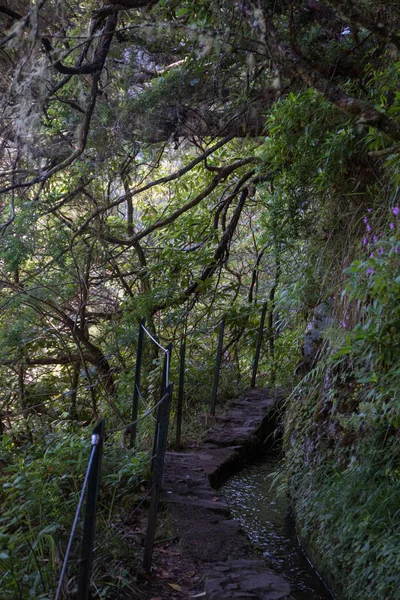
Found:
<box><xmin>77</xmin><ymin>419</ymin><xmax>105</xmax><ymax>600</ymax></box>
<box><xmin>161</xmin><ymin>343</ymin><xmax>172</xmax><ymax>396</ymax></box>
<box><xmin>151</xmin><ymin>344</ymin><xmax>172</xmax><ymax>473</ymax></box>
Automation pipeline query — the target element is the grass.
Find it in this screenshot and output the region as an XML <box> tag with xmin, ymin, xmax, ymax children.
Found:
<box><xmin>284</xmin><ymin>405</ymin><xmax>400</xmax><ymax>600</ymax></box>
<box><xmin>0</xmin><ymin>424</ymin><xmax>149</xmax><ymax>599</ymax></box>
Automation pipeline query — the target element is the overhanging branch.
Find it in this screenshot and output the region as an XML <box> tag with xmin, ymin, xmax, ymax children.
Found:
<box><xmin>324</xmin><ymin>0</ymin><xmax>400</xmax><ymax>51</ymax></box>
<box><xmin>261</xmin><ymin>12</ymin><xmax>400</xmax><ymax>142</ymax></box>
<box><xmin>100</xmin><ymin>158</ymin><xmax>258</xmax><ymax>248</ymax></box>
<box><xmin>153</xmin><ymin>185</ymin><xmax>251</xmax><ymax>313</ymax></box>
<box><xmin>69</xmin><ymin>134</ymin><xmax>237</xmax><ymax>242</ymax></box>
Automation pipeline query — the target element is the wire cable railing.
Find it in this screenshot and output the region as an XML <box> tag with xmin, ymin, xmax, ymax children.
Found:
<box><xmin>54</xmin><ymin>304</ymin><xmax>269</xmax><ymax>599</ymax></box>
<box><xmin>106</xmin><ymin>389</ymin><xmax>169</xmax><ymax>435</ymax></box>
<box><xmin>141</xmin><ymin>323</ymin><xmax>171</xmax><ymax>387</ymax></box>
<box><xmin>54</xmin><ymin>441</ymin><xmax>97</xmax><ymax>600</ymax></box>
<box><xmin>55</xmin><ymin>319</ymin><xmax>173</xmax><ymax>599</ymax></box>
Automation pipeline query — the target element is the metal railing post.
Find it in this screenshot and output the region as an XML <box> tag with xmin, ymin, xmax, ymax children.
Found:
<box><xmin>210</xmin><ymin>317</ymin><xmax>225</xmax><ymax>415</ymax></box>
<box><xmin>151</xmin><ymin>343</ymin><xmax>172</xmax><ymax>473</ymax></box>
<box><xmin>130</xmin><ymin>318</ymin><xmax>145</xmax><ymax>448</ymax></box>
<box><xmin>77</xmin><ymin>419</ymin><xmax>105</xmax><ymax>600</ymax></box>
<box><xmin>161</xmin><ymin>342</ymin><xmax>172</xmax><ymax>395</ymax></box>
<box><xmin>175</xmin><ymin>341</ymin><xmax>186</xmax><ymax>451</ymax></box>
<box><xmin>143</xmin><ymin>383</ymin><xmax>173</xmax><ymax>572</ymax></box>
<box><xmin>251</xmin><ymin>302</ymin><xmax>268</xmax><ymax>388</ymax></box>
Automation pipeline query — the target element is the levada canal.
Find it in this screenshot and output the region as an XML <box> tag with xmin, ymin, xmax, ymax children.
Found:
<box><xmin>221</xmin><ymin>452</ymin><xmax>334</xmax><ymax>600</ymax></box>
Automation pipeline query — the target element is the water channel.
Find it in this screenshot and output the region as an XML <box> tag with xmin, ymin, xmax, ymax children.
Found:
<box><xmin>221</xmin><ymin>452</ymin><xmax>334</xmax><ymax>600</ymax></box>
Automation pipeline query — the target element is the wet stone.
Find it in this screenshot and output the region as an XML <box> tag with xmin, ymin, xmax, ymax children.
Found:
<box><xmin>160</xmin><ymin>388</ymin><xmax>290</xmax><ymax>599</ymax></box>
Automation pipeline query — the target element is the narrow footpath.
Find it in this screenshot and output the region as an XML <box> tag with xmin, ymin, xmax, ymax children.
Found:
<box><xmin>140</xmin><ymin>389</ymin><xmax>292</xmax><ymax>600</ymax></box>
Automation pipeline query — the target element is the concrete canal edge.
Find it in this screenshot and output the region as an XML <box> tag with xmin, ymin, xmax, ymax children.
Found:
<box><xmin>161</xmin><ymin>388</ymin><xmax>293</xmax><ymax>600</ymax></box>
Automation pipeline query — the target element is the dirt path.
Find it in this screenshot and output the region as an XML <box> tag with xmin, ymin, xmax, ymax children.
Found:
<box><xmin>138</xmin><ymin>389</ymin><xmax>292</xmax><ymax>600</ymax></box>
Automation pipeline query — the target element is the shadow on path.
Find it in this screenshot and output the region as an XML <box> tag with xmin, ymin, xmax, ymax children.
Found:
<box><xmin>143</xmin><ymin>388</ymin><xmax>292</xmax><ymax>600</ymax></box>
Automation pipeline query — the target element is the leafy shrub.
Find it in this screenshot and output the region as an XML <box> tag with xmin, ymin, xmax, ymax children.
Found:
<box><xmin>284</xmin><ymin>208</ymin><xmax>400</xmax><ymax>600</ymax></box>
<box><xmin>0</xmin><ymin>427</ymin><xmax>148</xmax><ymax>599</ymax></box>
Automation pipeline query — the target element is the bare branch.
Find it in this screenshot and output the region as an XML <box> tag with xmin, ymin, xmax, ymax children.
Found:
<box><xmin>0</xmin><ymin>6</ymin><xmax>23</xmax><ymax>21</ymax></box>
<box><xmin>70</xmin><ymin>134</ymin><xmax>236</xmax><ymax>240</ymax></box>
<box><xmin>101</xmin><ymin>158</ymin><xmax>258</xmax><ymax>248</ymax></box>
<box><xmin>94</xmin><ymin>0</ymin><xmax>160</xmax><ymax>18</ymax></box>
<box><xmin>39</xmin><ymin>14</ymin><xmax>117</xmax><ymax>181</ymax></box>
<box><xmin>368</xmin><ymin>145</ymin><xmax>400</xmax><ymax>157</ymax></box>
<box><xmin>0</xmin><ymin>0</ymin><xmax>46</xmax><ymax>49</ymax></box>
<box><xmin>0</xmin><ymin>356</ymin><xmax>84</xmax><ymax>366</ymax></box>
<box><xmin>153</xmin><ymin>185</ymin><xmax>251</xmax><ymax>313</ymax></box>
<box><xmin>0</xmin><ymin>151</ymin><xmax>19</xmax><ymax>233</ymax></box>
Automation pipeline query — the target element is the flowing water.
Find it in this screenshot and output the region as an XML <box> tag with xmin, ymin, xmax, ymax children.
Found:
<box><xmin>221</xmin><ymin>452</ymin><xmax>334</xmax><ymax>600</ymax></box>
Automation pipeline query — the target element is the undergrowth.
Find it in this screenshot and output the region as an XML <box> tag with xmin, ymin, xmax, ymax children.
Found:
<box><xmin>286</xmin><ymin>424</ymin><xmax>400</xmax><ymax>599</ymax></box>
<box><xmin>283</xmin><ymin>208</ymin><xmax>400</xmax><ymax>599</ymax></box>
<box><xmin>0</xmin><ymin>423</ymin><xmax>148</xmax><ymax>599</ymax></box>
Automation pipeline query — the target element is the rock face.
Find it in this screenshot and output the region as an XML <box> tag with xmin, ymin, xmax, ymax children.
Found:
<box><xmin>162</xmin><ymin>388</ymin><xmax>292</xmax><ymax>600</ymax></box>
<box><xmin>296</xmin><ymin>301</ymin><xmax>332</xmax><ymax>375</ymax></box>
<box><xmin>304</xmin><ymin>303</ymin><xmax>331</xmax><ymax>357</ymax></box>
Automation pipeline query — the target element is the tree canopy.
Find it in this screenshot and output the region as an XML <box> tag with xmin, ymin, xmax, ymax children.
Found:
<box><xmin>1</xmin><ymin>2</ymin><xmax>400</xmax><ymax>597</ymax></box>
<box><xmin>1</xmin><ymin>0</ymin><xmax>400</xmax><ymax>412</ymax></box>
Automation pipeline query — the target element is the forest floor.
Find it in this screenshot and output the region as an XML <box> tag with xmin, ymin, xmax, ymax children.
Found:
<box><xmin>134</xmin><ymin>389</ymin><xmax>292</xmax><ymax>600</ymax></box>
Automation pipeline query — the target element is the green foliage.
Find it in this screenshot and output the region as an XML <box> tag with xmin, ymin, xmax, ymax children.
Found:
<box><xmin>0</xmin><ymin>428</ymin><xmax>147</xmax><ymax>599</ymax></box>
<box><xmin>3</xmin><ymin>2</ymin><xmax>400</xmax><ymax>598</ymax></box>
<box><xmin>286</xmin><ymin>432</ymin><xmax>400</xmax><ymax>600</ymax></box>
<box><xmin>262</xmin><ymin>82</ymin><xmax>400</xmax><ymax>600</ymax></box>
<box><xmin>333</xmin><ymin>213</ymin><xmax>400</xmax><ymax>426</ymax></box>
<box><xmin>281</xmin><ymin>214</ymin><xmax>400</xmax><ymax>599</ymax></box>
